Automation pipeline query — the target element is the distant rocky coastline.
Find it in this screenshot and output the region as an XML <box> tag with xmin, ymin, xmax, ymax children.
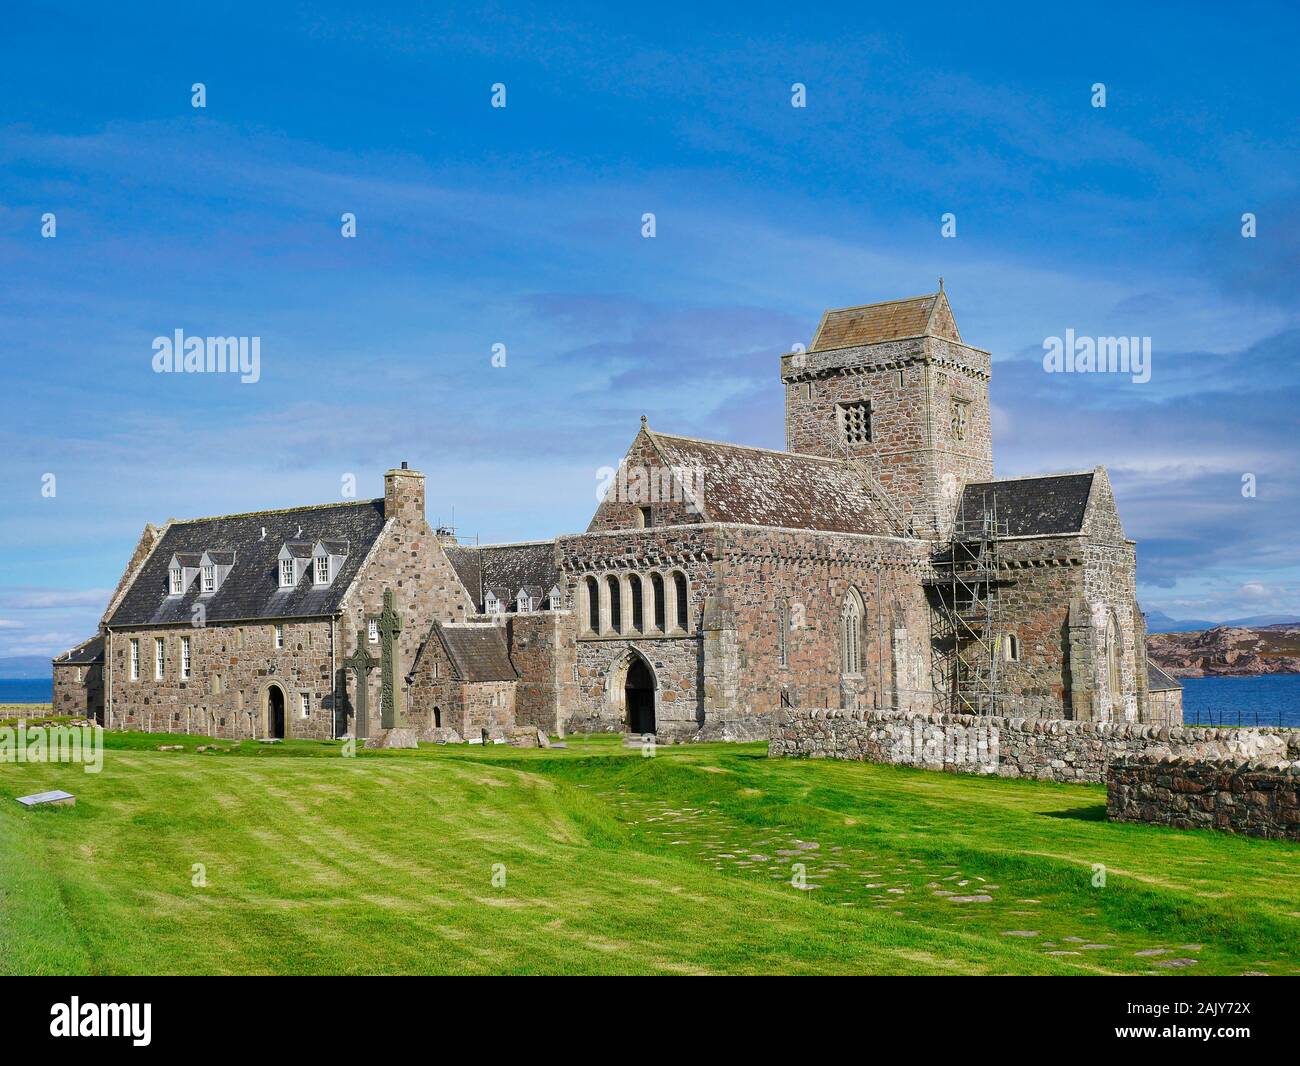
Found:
<box><xmin>1147</xmin><ymin>624</ymin><xmax>1300</xmax><ymax>678</ymax></box>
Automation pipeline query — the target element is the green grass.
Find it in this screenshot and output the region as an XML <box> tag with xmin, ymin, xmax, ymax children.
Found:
<box><xmin>2</xmin><ymin>732</ymin><xmax>1297</xmax><ymax>974</ymax></box>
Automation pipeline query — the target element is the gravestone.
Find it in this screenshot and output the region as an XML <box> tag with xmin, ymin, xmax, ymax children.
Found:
<box><xmin>17</xmin><ymin>790</ymin><xmax>75</xmax><ymax>808</ymax></box>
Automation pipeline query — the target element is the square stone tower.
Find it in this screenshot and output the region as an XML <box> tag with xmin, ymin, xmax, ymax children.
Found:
<box><xmin>781</xmin><ymin>288</ymin><xmax>993</xmax><ymax>537</ymax></box>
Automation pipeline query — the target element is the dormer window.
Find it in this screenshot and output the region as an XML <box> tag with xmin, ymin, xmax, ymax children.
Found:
<box><xmin>484</xmin><ymin>592</ymin><xmax>502</xmax><ymax>615</ymax></box>
<box><xmin>202</xmin><ymin>564</ymin><xmax>216</xmax><ymax>593</ymax></box>
<box><xmin>170</xmin><ymin>568</ymin><xmax>184</xmax><ymax>595</ymax></box>
<box><xmin>315</xmin><ymin>556</ymin><xmax>330</xmax><ymax>584</ymax></box>
<box><xmin>280</xmin><ymin>558</ymin><xmax>295</xmax><ymax>588</ymax></box>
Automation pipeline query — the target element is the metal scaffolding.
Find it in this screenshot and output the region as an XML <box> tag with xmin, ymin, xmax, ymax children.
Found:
<box><xmin>925</xmin><ymin>493</ymin><xmax>1009</xmax><ymax>716</ymax></box>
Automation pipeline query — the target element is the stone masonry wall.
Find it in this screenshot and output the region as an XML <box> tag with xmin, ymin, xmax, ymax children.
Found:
<box><xmin>716</xmin><ymin>525</ymin><xmax>933</xmax><ymax>719</ymax></box>
<box><xmin>507</xmin><ymin>610</ymin><xmax>577</xmax><ymax>735</ymax></box>
<box><xmin>770</xmin><ymin>706</ymin><xmax>1297</xmax><ymax>784</ymax></box>
<box><xmin>108</xmin><ymin>618</ymin><xmax>337</xmax><ymax>739</ymax></box>
<box><xmin>52</xmin><ymin>662</ymin><xmax>103</xmax><ymax>722</ymax></box>
<box><xmin>1108</xmin><ymin>756</ymin><xmax>1300</xmax><ymax>840</ymax></box>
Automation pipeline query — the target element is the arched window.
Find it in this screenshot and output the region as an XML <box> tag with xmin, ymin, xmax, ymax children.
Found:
<box><xmin>651</xmin><ymin>573</ymin><xmax>665</xmax><ymax>631</ymax></box>
<box><xmin>1105</xmin><ymin>613</ymin><xmax>1121</xmax><ymax>712</ymax></box>
<box><xmin>433</xmin><ymin>706</ymin><xmax>442</xmax><ymax>728</ymax></box>
<box><xmin>1005</xmin><ymin>633</ymin><xmax>1020</xmax><ymax>662</ymax></box>
<box><xmin>629</xmin><ymin>574</ymin><xmax>643</xmax><ymax>632</ymax></box>
<box><xmin>582</xmin><ymin>574</ymin><xmax>595</xmax><ymax>631</ymax></box>
<box><xmin>841</xmin><ymin>589</ymin><xmax>863</xmax><ymax>675</ymax></box>
<box><xmin>607</xmin><ymin>575</ymin><xmax>621</xmax><ymax>634</ymax></box>
<box><xmin>777</xmin><ymin>598</ymin><xmax>789</xmax><ymax>667</ymax></box>
<box><xmin>673</xmin><ymin>571</ymin><xmax>688</xmax><ymax>631</ymax></box>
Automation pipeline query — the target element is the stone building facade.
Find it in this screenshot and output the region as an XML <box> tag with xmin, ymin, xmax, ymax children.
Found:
<box><xmin>54</xmin><ymin>288</ymin><xmax>1178</xmax><ymax>740</ymax></box>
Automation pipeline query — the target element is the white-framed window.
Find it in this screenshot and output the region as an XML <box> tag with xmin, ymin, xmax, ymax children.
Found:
<box><xmin>129</xmin><ymin>639</ymin><xmax>140</xmax><ymax>681</ymax></box>
<box><xmin>300</xmin><ymin>691</ymin><xmax>311</xmax><ymax>718</ymax></box>
<box><xmin>280</xmin><ymin>558</ymin><xmax>295</xmax><ymax>587</ymax></box>
<box><xmin>75</xmin><ymin>667</ymin><xmax>83</xmax><ymax>683</ymax></box>
<box><xmin>170</xmin><ymin>567</ymin><xmax>183</xmax><ymax>594</ymax></box>
<box><xmin>155</xmin><ymin>638</ymin><xmax>165</xmax><ymax>680</ymax></box>
<box><xmin>274</xmin><ymin>624</ymin><xmax>284</xmax><ymax>650</ymax></box>
<box><xmin>485</xmin><ymin>593</ymin><xmax>501</xmax><ymax>615</ymax></box>
<box><xmin>180</xmin><ymin>636</ymin><xmax>191</xmax><ymax>680</ymax></box>
<box><xmin>202</xmin><ymin>563</ymin><xmax>216</xmax><ymax>593</ymax></box>
<box><xmin>367</xmin><ymin>619</ymin><xmax>378</xmax><ymax>644</ymax></box>
<box><xmin>315</xmin><ymin>556</ymin><xmax>329</xmax><ymax>584</ymax></box>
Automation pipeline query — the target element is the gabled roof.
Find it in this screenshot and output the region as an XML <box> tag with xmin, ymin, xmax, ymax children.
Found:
<box><xmin>645</xmin><ymin>431</ymin><xmax>897</xmax><ymax>536</ymax></box>
<box><xmin>53</xmin><ymin>633</ymin><xmax>104</xmax><ymax>665</ymax></box>
<box><xmin>432</xmin><ymin>623</ymin><xmax>518</xmax><ymax>682</ymax></box>
<box><xmin>809</xmin><ymin>290</ymin><xmax>960</xmax><ymax>352</ymax></box>
<box><xmin>958</xmin><ymin>473</ymin><xmax>1095</xmax><ymax>537</ymax></box>
<box><xmin>445</xmin><ymin>541</ymin><xmax>558</xmax><ymax>612</ymax></box>
<box><xmin>1147</xmin><ymin>659</ymin><xmax>1182</xmax><ymax>692</ymax></box>
<box><xmin>107</xmin><ymin>500</ymin><xmax>386</xmax><ymax>626</ymax></box>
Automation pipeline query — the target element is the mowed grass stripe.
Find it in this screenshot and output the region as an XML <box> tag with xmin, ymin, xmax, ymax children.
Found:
<box><xmin>3</xmin><ymin>735</ymin><xmax>1296</xmax><ymax>974</ymax></box>
<box><xmin>1</xmin><ymin>743</ymin><xmax>1061</xmax><ymax>974</ymax></box>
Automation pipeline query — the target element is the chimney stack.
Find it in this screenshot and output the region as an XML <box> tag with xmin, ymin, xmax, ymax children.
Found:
<box><xmin>384</xmin><ymin>463</ymin><xmax>426</xmax><ymax>522</ymax></box>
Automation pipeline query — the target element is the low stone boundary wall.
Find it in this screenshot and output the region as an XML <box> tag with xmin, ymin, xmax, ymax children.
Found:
<box><xmin>1108</xmin><ymin>757</ymin><xmax>1300</xmax><ymax>840</ymax></box>
<box><xmin>768</xmin><ymin>707</ymin><xmax>1300</xmax><ymax>784</ymax></box>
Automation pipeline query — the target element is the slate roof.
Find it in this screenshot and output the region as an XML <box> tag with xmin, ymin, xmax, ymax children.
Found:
<box><xmin>433</xmin><ymin>623</ymin><xmax>519</xmax><ymax>682</ymax></box>
<box><xmin>445</xmin><ymin>541</ymin><xmax>558</xmax><ymax>611</ymax></box>
<box><xmin>106</xmin><ymin>499</ymin><xmax>387</xmax><ymax>626</ymax></box>
<box><xmin>809</xmin><ymin>292</ymin><xmax>959</xmax><ymax>352</ymax></box>
<box><xmin>957</xmin><ymin>473</ymin><xmax>1094</xmax><ymax>538</ymax></box>
<box><xmin>647</xmin><ymin>432</ymin><xmax>896</xmax><ymax>536</ymax></box>
<box><xmin>443</xmin><ymin>545</ymin><xmax>483</xmax><ymax>605</ymax></box>
<box><xmin>1147</xmin><ymin>659</ymin><xmax>1182</xmax><ymax>691</ymax></box>
<box><xmin>53</xmin><ymin>633</ymin><xmax>104</xmax><ymax>665</ymax></box>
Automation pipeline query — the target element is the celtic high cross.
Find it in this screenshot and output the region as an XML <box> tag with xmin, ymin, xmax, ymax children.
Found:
<box><xmin>370</xmin><ymin>587</ymin><xmax>403</xmax><ymax>729</ymax></box>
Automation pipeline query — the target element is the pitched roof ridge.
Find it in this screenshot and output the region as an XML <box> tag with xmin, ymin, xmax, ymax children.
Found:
<box><xmin>967</xmin><ymin>470</ymin><xmax>1094</xmax><ymax>486</ymax></box>
<box><xmin>821</xmin><ymin>291</ymin><xmax>938</xmax><ymax>316</ymax></box>
<box><xmin>170</xmin><ymin>497</ymin><xmax>383</xmax><ymax>526</ymax></box>
<box><xmin>650</xmin><ymin>430</ymin><xmax>850</xmax><ymax>466</ymax></box>
<box><xmin>53</xmin><ymin>633</ymin><xmax>102</xmax><ymax>661</ymax></box>
<box><xmin>477</xmin><ymin>538</ymin><xmax>556</xmax><ymax>549</ymax></box>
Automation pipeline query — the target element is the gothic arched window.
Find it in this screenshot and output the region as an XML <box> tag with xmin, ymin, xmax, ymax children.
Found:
<box><xmin>841</xmin><ymin>589</ymin><xmax>863</xmax><ymax>675</ymax></box>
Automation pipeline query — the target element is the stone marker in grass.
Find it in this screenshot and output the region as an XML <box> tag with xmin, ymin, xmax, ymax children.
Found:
<box><xmin>16</xmin><ymin>790</ymin><xmax>75</xmax><ymax>808</ymax></box>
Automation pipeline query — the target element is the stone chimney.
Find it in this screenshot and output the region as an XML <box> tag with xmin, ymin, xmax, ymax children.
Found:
<box><xmin>384</xmin><ymin>462</ymin><xmax>426</xmax><ymax>523</ymax></box>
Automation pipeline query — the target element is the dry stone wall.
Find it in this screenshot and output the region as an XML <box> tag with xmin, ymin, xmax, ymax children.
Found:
<box><xmin>769</xmin><ymin>706</ymin><xmax>1297</xmax><ymax>784</ymax></box>
<box><xmin>1108</xmin><ymin>756</ymin><xmax>1300</xmax><ymax>840</ymax></box>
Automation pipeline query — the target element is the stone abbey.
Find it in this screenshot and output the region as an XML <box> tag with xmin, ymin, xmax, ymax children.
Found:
<box><xmin>52</xmin><ymin>289</ymin><xmax>1180</xmax><ymax>742</ymax></box>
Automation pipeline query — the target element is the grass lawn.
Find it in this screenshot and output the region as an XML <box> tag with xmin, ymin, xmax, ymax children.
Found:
<box><xmin>1</xmin><ymin>732</ymin><xmax>1297</xmax><ymax>975</ymax></box>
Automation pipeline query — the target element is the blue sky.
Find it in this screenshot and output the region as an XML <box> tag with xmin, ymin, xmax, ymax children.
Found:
<box><xmin>1</xmin><ymin>1</ymin><xmax>1297</xmax><ymax>657</ymax></box>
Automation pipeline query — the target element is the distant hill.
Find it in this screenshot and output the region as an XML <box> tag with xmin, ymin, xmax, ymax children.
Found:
<box><xmin>0</xmin><ymin>655</ymin><xmax>55</xmax><ymax>679</ymax></box>
<box><xmin>1147</xmin><ymin>625</ymin><xmax>1300</xmax><ymax>677</ymax></box>
<box><xmin>1143</xmin><ymin>610</ymin><xmax>1300</xmax><ymax>634</ymax></box>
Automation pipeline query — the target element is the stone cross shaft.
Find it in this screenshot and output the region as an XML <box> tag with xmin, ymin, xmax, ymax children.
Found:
<box><xmin>371</xmin><ymin>587</ymin><xmax>403</xmax><ymax>729</ymax></box>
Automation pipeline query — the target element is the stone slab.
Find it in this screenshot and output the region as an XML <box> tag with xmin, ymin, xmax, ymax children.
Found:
<box><xmin>364</xmin><ymin>726</ymin><xmax>420</xmax><ymax>750</ymax></box>
<box><xmin>17</xmin><ymin>790</ymin><xmax>76</xmax><ymax>808</ymax></box>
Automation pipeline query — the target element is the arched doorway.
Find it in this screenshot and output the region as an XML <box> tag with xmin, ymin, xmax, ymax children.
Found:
<box><xmin>267</xmin><ymin>684</ymin><xmax>286</xmax><ymax>739</ymax></box>
<box><xmin>625</xmin><ymin>657</ymin><xmax>656</xmax><ymax>735</ymax></box>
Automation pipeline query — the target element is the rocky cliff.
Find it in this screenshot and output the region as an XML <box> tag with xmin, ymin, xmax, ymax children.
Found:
<box><xmin>1146</xmin><ymin>624</ymin><xmax>1300</xmax><ymax>677</ymax></box>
